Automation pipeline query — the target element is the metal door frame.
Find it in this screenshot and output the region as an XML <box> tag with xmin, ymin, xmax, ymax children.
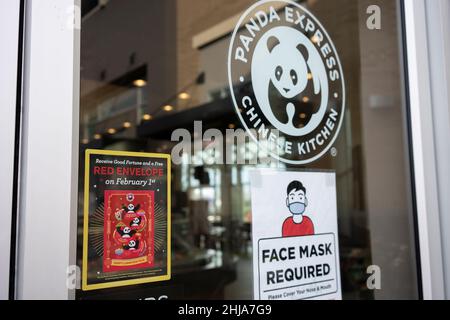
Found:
<box><xmin>0</xmin><ymin>0</ymin><xmax>25</xmax><ymax>300</ymax></box>
<box><xmin>13</xmin><ymin>0</ymin><xmax>80</xmax><ymax>300</ymax></box>
<box><xmin>11</xmin><ymin>0</ymin><xmax>449</xmax><ymax>300</ymax></box>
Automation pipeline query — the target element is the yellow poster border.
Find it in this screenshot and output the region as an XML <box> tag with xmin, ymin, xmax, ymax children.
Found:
<box><xmin>82</xmin><ymin>149</ymin><xmax>171</xmax><ymax>291</ymax></box>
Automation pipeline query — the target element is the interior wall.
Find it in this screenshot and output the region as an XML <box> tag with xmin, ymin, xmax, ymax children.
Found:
<box><xmin>176</xmin><ymin>0</ymin><xmax>255</xmax><ymax>108</ymax></box>
<box><xmin>358</xmin><ymin>0</ymin><xmax>417</xmax><ymax>299</ymax></box>
<box><xmin>80</xmin><ymin>0</ymin><xmax>177</xmax><ymax>115</ymax></box>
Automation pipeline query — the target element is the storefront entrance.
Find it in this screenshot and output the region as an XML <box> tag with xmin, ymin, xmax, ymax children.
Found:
<box><xmin>4</xmin><ymin>0</ymin><xmax>450</xmax><ymax>300</ymax></box>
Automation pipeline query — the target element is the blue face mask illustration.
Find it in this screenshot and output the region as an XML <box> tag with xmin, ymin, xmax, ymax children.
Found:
<box><xmin>288</xmin><ymin>202</ymin><xmax>306</xmax><ymax>215</ymax></box>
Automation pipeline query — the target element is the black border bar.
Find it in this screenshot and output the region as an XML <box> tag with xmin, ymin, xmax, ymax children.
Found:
<box><xmin>9</xmin><ymin>0</ymin><xmax>26</xmax><ymax>300</ymax></box>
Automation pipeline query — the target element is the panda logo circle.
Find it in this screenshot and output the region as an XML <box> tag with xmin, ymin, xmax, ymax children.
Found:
<box><xmin>228</xmin><ymin>0</ymin><xmax>345</xmax><ymax>165</ymax></box>
<box><xmin>252</xmin><ymin>26</ymin><xmax>329</xmax><ymax>137</ymax></box>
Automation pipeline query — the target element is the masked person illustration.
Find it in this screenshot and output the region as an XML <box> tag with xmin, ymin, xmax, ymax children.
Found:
<box><xmin>282</xmin><ymin>180</ymin><xmax>315</xmax><ymax>237</ymax></box>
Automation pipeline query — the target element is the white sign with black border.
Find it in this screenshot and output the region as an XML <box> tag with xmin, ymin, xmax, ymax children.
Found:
<box><xmin>250</xmin><ymin>170</ymin><xmax>341</xmax><ymax>300</ymax></box>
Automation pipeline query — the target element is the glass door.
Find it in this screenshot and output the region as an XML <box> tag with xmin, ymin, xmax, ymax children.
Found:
<box><xmin>75</xmin><ymin>0</ymin><xmax>420</xmax><ymax>300</ymax></box>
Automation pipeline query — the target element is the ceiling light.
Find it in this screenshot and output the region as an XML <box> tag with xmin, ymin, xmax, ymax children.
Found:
<box><xmin>163</xmin><ymin>105</ymin><xmax>174</xmax><ymax>112</ymax></box>
<box><xmin>107</xmin><ymin>128</ymin><xmax>117</xmax><ymax>135</ymax></box>
<box><xmin>94</xmin><ymin>134</ymin><xmax>102</xmax><ymax>140</ymax></box>
<box><xmin>142</xmin><ymin>114</ymin><xmax>152</xmax><ymax>121</ymax></box>
<box><xmin>178</xmin><ymin>92</ymin><xmax>190</xmax><ymax>100</ymax></box>
<box><xmin>123</xmin><ymin>121</ymin><xmax>132</xmax><ymax>128</ymax></box>
<box><xmin>133</xmin><ymin>79</ymin><xmax>147</xmax><ymax>87</ymax></box>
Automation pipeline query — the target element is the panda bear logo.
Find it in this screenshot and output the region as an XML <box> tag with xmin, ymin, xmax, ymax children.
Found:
<box><xmin>116</xmin><ymin>226</ymin><xmax>136</xmax><ymax>239</ymax></box>
<box><xmin>130</xmin><ymin>216</ymin><xmax>142</xmax><ymax>227</ymax></box>
<box><xmin>228</xmin><ymin>0</ymin><xmax>345</xmax><ymax>165</ymax></box>
<box><xmin>123</xmin><ymin>239</ymin><xmax>139</xmax><ymax>251</ymax></box>
<box><xmin>251</xmin><ymin>26</ymin><xmax>329</xmax><ymax>137</ymax></box>
<box><xmin>122</xmin><ymin>203</ymin><xmax>140</xmax><ymax>213</ymax></box>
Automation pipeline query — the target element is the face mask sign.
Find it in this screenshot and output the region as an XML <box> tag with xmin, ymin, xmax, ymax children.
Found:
<box><xmin>250</xmin><ymin>170</ymin><xmax>341</xmax><ymax>300</ymax></box>
<box><xmin>286</xmin><ymin>182</ymin><xmax>308</xmax><ymax>216</ymax></box>
<box><xmin>288</xmin><ymin>202</ymin><xmax>306</xmax><ymax>215</ymax></box>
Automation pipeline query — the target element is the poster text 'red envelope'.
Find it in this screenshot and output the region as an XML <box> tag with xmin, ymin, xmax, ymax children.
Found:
<box><xmin>93</xmin><ymin>166</ymin><xmax>164</xmax><ymax>177</ymax></box>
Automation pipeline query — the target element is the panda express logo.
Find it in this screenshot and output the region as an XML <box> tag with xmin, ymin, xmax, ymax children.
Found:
<box><xmin>228</xmin><ymin>0</ymin><xmax>345</xmax><ymax>165</ymax></box>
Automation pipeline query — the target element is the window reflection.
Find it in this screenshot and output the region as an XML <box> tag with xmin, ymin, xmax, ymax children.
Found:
<box><xmin>77</xmin><ymin>0</ymin><xmax>418</xmax><ymax>300</ymax></box>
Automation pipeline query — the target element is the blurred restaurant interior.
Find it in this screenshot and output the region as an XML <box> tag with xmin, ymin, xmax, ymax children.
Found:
<box><xmin>76</xmin><ymin>0</ymin><xmax>419</xmax><ymax>300</ymax></box>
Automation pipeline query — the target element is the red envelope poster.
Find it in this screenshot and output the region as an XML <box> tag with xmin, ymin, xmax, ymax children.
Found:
<box><xmin>103</xmin><ymin>190</ymin><xmax>154</xmax><ymax>272</ymax></box>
